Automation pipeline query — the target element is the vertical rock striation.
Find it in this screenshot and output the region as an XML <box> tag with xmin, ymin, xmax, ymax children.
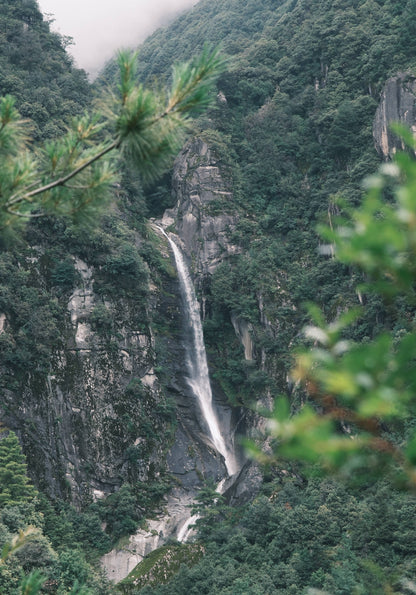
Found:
<box><xmin>373</xmin><ymin>74</ymin><xmax>416</xmax><ymax>159</ymax></box>
<box><xmin>1</xmin><ymin>246</ymin><xmax>169</xmax><ymax>505</ymax></box>
<box><xmin>162</xmin><ymin>138</ymin><xmax>240</xmax><ymax>279</ymax></box>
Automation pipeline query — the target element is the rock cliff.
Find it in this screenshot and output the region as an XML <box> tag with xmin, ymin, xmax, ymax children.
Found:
<box><xmin>1</xmin><ymin>244</ymin><xmax>170</xmax><ymax>505</ymax></box>
<box><xmin>159</xmin><ymin>138</ymin><xmax>247</xmax><ymax>470</ymax></box>
<box><xmin>101</xmin><ymin>139</ymin><xmax>249</xmax><ymax>581</ymax></box>
<box><xmin>162</xmin><ymin>138</ymin><xmax>240</xmax><ymax>281</ymax></box>
<box><xmin>0</xmin><ymin>136</ymin><xmax>258</xmax><ymax>582</ymax></box>
<box><xmin>373</xmin><ymin>73</ymin><xmax>416</xmax><ymax>158</ymax></box>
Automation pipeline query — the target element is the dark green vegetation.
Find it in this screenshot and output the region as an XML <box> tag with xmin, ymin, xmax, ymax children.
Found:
<box><xmin>0</xmin><ymin>0</ymin><xmax>90</xmax><ymax>142</ymax></box>
<box><xmin>118</xmin><ymin>543</ymin><xmax>204</xmax><ymax>593</ymax></box>
<box><xmin>2</xmin><ymin>0</ymin><xmax>416</xmax><ymax>593</ymax></box>
<box><xmin>138</xmin><ymin>477</ymin><xmax>416</xmax><ymax>594</ymax></box>
<box><xmin>0</xmin><ymin>430</ymin><xmax>111</xmax><ymax>593</ymax></box>
<box><xmin>99</xmin><ymin>0</ymin><xmax>416</xmax><ymax>406</ymax></box>
<box><xmin>256</xmin><ymin>142</ymin><xmax>416</xmax><ymax>488</ymax></box>
<box><xmin>0</xmin><ymin>429</ymin><xmax>36</xmax><ymax>506</ymax></box>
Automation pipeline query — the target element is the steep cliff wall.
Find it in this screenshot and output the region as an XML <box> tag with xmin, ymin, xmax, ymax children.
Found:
<box><xmin>0</xmin><ymin>137</ymin><xmax>254</xmax><ymax>584</ymax></box>
<box><xmin>161</xmin><ymin>137</ymin><xmax>257</xmax><ymax>399</ymax></box>
<box><xmin>160</xmin><ymin>137</ymin><xmax>261</xmax><ymax>495</ymax></box>
<box><xmin>0</xmin><ymin>233</ymin><xmax>172</xmax><ymax>505</ymax></box>
<box><xmin>100</xmin><ymin>140</ymin><xmax>251</xmax><ymax>581</ymax></box>
<box><xmin>373</xmin><ymin>74</ymin><xmax>416</xmax><ymax>159</ymax></box>
<box><xmin>162</xmin><ymin>138</ymin><xmax>240</xmax><ymax>281</ymax></box>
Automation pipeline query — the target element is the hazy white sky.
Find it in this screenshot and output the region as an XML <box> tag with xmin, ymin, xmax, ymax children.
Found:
<box><xmin>37</xmin><ymin>0</ymin><xmax>197</xmax><ymax>75</ymax></box>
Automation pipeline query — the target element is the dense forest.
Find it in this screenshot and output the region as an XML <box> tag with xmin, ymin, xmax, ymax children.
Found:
<box><xmin>124</xmin><ymin>0</ymin><xmax>416</xmax><ymax>401</ymax></box>
<box><xmin>1</xmin><ymin>0</ymin><xmax>416</xmax><ymax>593</ymax></box>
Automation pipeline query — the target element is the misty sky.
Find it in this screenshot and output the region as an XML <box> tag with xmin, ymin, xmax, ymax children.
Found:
<box><xmin>37</xmin><ymin>0</ymin><xmax>197</xmax><ymax>75</ymax></box>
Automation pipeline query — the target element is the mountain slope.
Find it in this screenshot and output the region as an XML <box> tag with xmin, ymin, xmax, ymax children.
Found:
<box><xmin>115</xmin><ymin>0</ymin><xmax>416</xmax><ymax>591</ymax></box>
<box><xmin>0</xmin><ymin>0</ymin><xmax>90</xmax><ymax>140</ymax></box>
<box><xmin>1</xmin><ymin>0</ymin><xmax>416</xmax><ymax>592</ymax></box>
<box><xmin>106</xmin><ymin>0</ymin><xmax>416</xmax><ymax>409</ymax></box>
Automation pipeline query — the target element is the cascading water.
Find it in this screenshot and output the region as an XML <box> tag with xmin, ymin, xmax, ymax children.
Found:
<box><xmin>101</xmin><ymin>230</ymin><xmax>241</xmax><ymax>578</ymax></box>
<box><xmin>162</xmin><ymin>231</ymin><xmax>237</xmax><ymax>478</ymax></box>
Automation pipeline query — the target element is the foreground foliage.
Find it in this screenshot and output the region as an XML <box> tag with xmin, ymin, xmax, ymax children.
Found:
<box><xmin>253</xmin><ymin>135</ymin><xmax>416</xmax><ymax>488</ymax></box>
<box><xmin>0</xmin><ymin>45</ymin><xmax>224</xmax><ymax>231</ymax></box>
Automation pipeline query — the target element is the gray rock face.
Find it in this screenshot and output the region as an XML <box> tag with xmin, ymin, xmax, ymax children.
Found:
<box><xmin>1</xmin><ymin>135</ymin><xmax>258</xmax><ymax>584</ymax></box>
<box><xmin>160</xmin><ymin>137</ymin><xmax>250</xmax><ymax>423</ymax></box>
<box><xmin>158</xmin><ymin>139</ymin><xmax>247</xmax><ymax>477</ymax></box>
<box><xmin>162</xmin><ymin>138</ymin><xmax>240</xmax><ymax>280</ymax></box>
<box><xmin>373</xmin><ymin>74</ymin><xmax>416</xmax><ymax>158</ymax></box>
<box><xmin>231</xmin><ymin>314</ymin><xmax>254</xmax><ymax>361</ymax></box>
<box><xmin>1</xmin><ymin>250</ymin><xmax>167</xmax><ymax>504</ymax></box>
<box><xmin>101</xmin><ymin>487</ymin><xmax>196</xmax><ymax>583</ymax></box>
<box><xmin>101</xmin><ymin>138</ymin><xmax>254</xmax><ymax>583</ymax></box>
<box><xmin>7</xmin><ymin>244</ymin><xmax>228</xmax><ymax>507</ymax></box>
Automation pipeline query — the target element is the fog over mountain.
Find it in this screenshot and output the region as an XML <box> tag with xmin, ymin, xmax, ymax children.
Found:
<box><xmin>37</xmin><ymin>0</ymin><xmax>197</xmax><ymax>75</ymax></box>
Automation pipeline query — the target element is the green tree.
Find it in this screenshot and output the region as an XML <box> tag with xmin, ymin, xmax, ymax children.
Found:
<box><xmin>98</xmin><ymin>484</ymin><xmax>140</xmax><ymax>541</ymax></box>
<box><xmin>0</xmin><ymin>430</ymin><xmax>36</xmax><ymax>508</ymax></box>
<box><xmin>190</xmin><ymin>480</ymin><xmax>228</xmax><ymax>540</ymax></box>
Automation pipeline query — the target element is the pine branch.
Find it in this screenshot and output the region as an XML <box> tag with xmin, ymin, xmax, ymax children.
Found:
<box><xmin>0</xmin><ymin>46</ymin><xmax>225</xmax><ymax>224</ymax></box>
<box><xmin>5</xmin><ymin>137</ymin><xmax>120</xmax><ymax>212</ymax></box>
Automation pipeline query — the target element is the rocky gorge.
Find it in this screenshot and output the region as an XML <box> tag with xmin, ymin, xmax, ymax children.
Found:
<box><xmin>0</xmin><ymin>132</ymin><xmax>259</xmax><ymax>582</ymax></box>
<box><xmin>1</xmin><ymin>68</ymin><xmax>415</xmax><ymax>583</ymax></box>
<box><xmin>2</xmin><ymin>0</ymin><xmax>416</xmax><ymax>591</ymax></box>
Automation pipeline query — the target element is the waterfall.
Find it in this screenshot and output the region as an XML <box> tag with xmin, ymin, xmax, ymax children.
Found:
<box><xmin>100</xmin><ymin>230</ymin><xmax>240</xmax><ymax>576</ymax></box>
<box><xmin>161</xmin><ymin>230</ymin><xmax>237</xmax><ymax>477</ymax></box>
<box><xmin>176</xmin><ymin>513</ymin><xmax>199</xmax><ymax>542</ymax></box>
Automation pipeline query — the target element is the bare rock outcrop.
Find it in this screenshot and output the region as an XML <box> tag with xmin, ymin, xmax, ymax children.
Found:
<box><xmin>162</xmin><ymin>138</ymin><xmax>240</xmax><ymax>278</ymax></box>
<box><xmin>160</xmin><ymin>137</ymin><xmax>251</xmax><ymax>368</ymax></box>
<box><xmin>1</xmin><ymin>249</ymin><xmax>167</xmax><ymax>505</ymax></box>
<box><xmin>373</xmin><ymin>73</ymin><xmax>416</xmax><ymax>159</ymax></box>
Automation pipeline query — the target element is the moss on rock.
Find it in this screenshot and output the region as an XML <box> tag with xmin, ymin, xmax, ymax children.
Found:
<box><xmin>117</xmin><ymin>542</ymin><xmax>205</xmax><ymax>592</ymax></box>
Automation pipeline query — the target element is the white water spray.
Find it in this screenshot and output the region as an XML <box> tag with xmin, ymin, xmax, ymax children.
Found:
<box><xmin>160</xmin><ymin>229</ymin><xmax>237</xmax><ymax>477</ymax></box>
<box><xmin>176</xmin><ymin>478</ymin><xmax>229</xmax><ymax>542</ymax></box>
<box><xmin>176</xmin><ymin>513</ymin><xmax>199</xmax><ymax>542</ymax></box>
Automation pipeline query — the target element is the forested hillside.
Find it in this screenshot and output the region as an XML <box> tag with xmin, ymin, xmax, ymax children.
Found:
<box><xmin>116</xmin><ymin>0</ymin><xmax>416</xmax><ymax>404</ymax></box>
<box><xmin>0</xmin><ymin>0</ymin><xmax>90</xmax><ymax>140</ymax></box>
<box><xmin>0</xmin><ymin>1</ymin><xmax>173</xmax><ymax>592</ymax></box>
<box><xmin>106</xmin><ymin>0</ymin><xmax>416</xmax><ymax>592</ymax></box>
<box><xmin>1</xmin><ymin>0</ymin><xmax>416</xmax><ymax>593</ymax></box>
